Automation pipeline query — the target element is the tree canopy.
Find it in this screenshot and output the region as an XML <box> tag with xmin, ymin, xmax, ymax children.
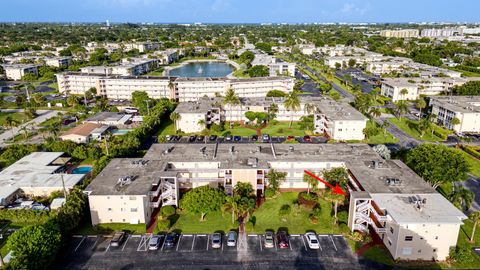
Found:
<box><xmin>452</xmin><ymin>81</ymin><xmax>480</xmax><ymax>96</ymax></box>
<box><xmin>248</xmin><ymin>65</ymin><xmax>269</xmax><ymax>77</ymax></box>
<box><xmin>180</xmin><ymin>186</ymin><xmax>225</xmax><ymax>221</ymax></box>
<box><xmin>405</xmin><ymin>144</ymin><xmax>470</xmax><ymax>188</ymax></box>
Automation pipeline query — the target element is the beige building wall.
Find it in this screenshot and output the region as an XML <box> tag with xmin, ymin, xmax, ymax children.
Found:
<box><xmin>330</xmin><ymin>119</ymin><xmax>367</xmax><ymax>141</ymax></box>
<box><xmin>176</xmin><ymin>113</ymin><xmax>206</xmax><ymax>133</ymax></box>
<box><xmin>60</xmin><ymin>134</ymin><xmax>89</xmax><ymax>144</ymax></box>
<box><xmin>457</xmin><ymin>112</ymin><xmax>480</xmax><ymax>133</ymax></box>
<box><xmin>88</xmin><ymin>195</ymin><xmax>151</xmax><ymax>225</ymax></box>
<box><xmin>232</xmin><ymin>169</ymin><xmax>258</xmax><ymax>190</ymax></box>
<box><xmin>384</xmin><ymin>221</ymin><xmax>460</xmax><ymax>260</ymax></box>
<box><xmin>381</xmin><ymin>84</ymin><xmax>419</xmax><ymax>101</ymax></box>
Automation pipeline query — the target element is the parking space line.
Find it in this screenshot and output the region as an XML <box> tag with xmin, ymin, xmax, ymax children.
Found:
<box><xmin>248</xmin><ymin>234</ymin><xmax>257</xmax><ymax>237</ymax></box>
<box><xmin>197</xmin><ymin>234</ymin><xmax>206</xmax><ymax>237</ymax></box>
<box><xmin>206</xmin><ymin>235</ymin><xmax>210</xmax><ymax>251</ymax></box>
<box><xmin>74</xmin><ymin>236</ymin><xmax>86</xmax><ymax>252</ymax></box>
<box><xmin>122</xmin><ymin>235</ymin><xmax>130</xmax><ymax>251</ymax></box>
<box><xmin>289</xmin><ymin>238</ymin><xmax>292</xmax><ymax>250</ymax></box>
<box><xmin>258</xmin><ymin>235</ymin><xmax>262</xmax><ymax>251</ymax></box>
<box><xmin>91</xmin><ymin>236</ymin><xmax>100</xmax><ymax>251</ymax></box>
<box><xmin>105</xmin><ymin>243</ymin><xmax>111</xmax><ymax>253</ymax></box>
<box><xmin>301</xmin><ymin>235</ymin><xmax>307</xmax><ymax>251</ymax></box>
<box><xmin>160</xmin><ymin>236</ymin><xmax>166</xmax><ymax>251</ymax></box>
<box><xmin>176</xmin><ymin>235</ymin><xmax>182</xmax><ymax>251</ymax></box>
<box><xmin>329</xmin><ymin>235</ymin><xmax>337</xmax><ymax>251</ymax></box>
<box><xmin>274</xmin><ymin>236</ymin><xmax>277</xmax><ymax>251</ymax></box>
<box><xmin>291</xmin><ymin>234</ymin><xmax>300</xmax><ymax>237</ymax></box>
<box><xmin>183</xmin><ymin>234</ymin><xmax>193</xmax><ymax>237</ymax></box>
<box><xmin>73</xmin><ymin>235</ymin><xmax>83</xmax><ymax>238</ymax></box>
<box><xmin>191</xmin><ymin>235</ymin><xmax>196</xmax><ymax>251</ymax></box>
<box><xmin>87</xmin><ymin>235</ymin><xmax>97</xmax><ymax>238</ymax></box>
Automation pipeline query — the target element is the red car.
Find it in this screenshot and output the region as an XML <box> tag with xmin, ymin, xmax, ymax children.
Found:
<box><xmin>303</xmin><ymin>135</ymin><xmax>311</xmax><ymax>142</ymax></box>
<box><xmin>287</xmin><ymin>136</ymin><xmax>295</xmax><ymax>141</ymax></box>
<box><xmin>277</xmin><ymin>231</ymin><xmax>289</xmax><ymax>249</ymax></box>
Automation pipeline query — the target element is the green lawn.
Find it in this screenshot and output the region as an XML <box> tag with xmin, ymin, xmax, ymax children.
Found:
<box><xmin>251</xmin><ymin>192</ymin><xmax>347</xmax><ymax>234</ymax></box>
<box><xmin>454</xmin><ymin>149</ymin><xmax>480</xmax><ymax>178</ymax></box>
<box><xmin>144</xmin><ymin>67</ymin><xmax>165</xmax><ymax>76</ymax></box>
<box><xmin>0</xmin><ymin>112</ymin><xmax>31</xmax><ymax>126</ymax></box>
<box><xmin>155</xmin><ymin>119</ymin><xmax>177</xmax><ymax>136</ymax></box>
<box><xmin>170</xmin><ymin>210</ymin><xmax>237</xmax><ymax>233</ymax></box>
<box><xmin>261</xmin><ymin>121</ymin><xmax>306</xmax><ymax>136</ymax></box>
<box><xmin>363</xmin><ymin>120</ymin><xmax>399</xmax><ymax>144</ymax></box>
<box><xmin>388</xmin><ymin>117</ymin><xmax>452</xmax><ymax>142</ymax></box>
<box><xmin>75</xmin><ymin>222</ymin><xmax>147</xmax><ymax>235</ymax></box>
<box><xmin>361</xmin><ymin>246</ymin><xmax>395</xmax><ymax>267</ymax></box>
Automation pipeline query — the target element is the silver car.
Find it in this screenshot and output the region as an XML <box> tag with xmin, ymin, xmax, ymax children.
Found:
<box><xmin>148</xmin><ymin>235</ymin><xmax>163</xmax><ymax>250</ymax></box>
<box><xmin>305</xmin><ymin>232</ymin><xmax>320</xmax><ymax>250</ymax></box>
<box><xmin>211</xmin><ymin>233</ymin><xmax>222</xmax><ymax>249</ymax></box>
<box><xmin>227</xmin><ymin>231</ymin><xmax>237</xmax><ymax>247</ymax></box>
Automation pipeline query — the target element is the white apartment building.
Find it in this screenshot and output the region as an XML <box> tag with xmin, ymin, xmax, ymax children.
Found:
<box><xmin>55</xmin><ymin>72</ymin><xmax>294</xmax><ymax>101</ymax></box>
<box><xmin>123</xmin><ymin>42</ymin><xmax>160</xmax><ymax>53</ymax></box>
<box><xmin>367</xmin><ymin>59</ymin><xmax>462</xmax><ymax>78</ymax></box>
<box><xmin>3</xmin><ymin>64</ymin><xmax>38</xmax><ymax>80</ymax></box>
<box><xmin>45</xmin><ymin>56</ymin><xmax>72</xmax><ymax>67</ymax></box>
<box><xmin>86</xmin><ymin>143</ymin><xmax>466</xmax><ymax>261</ymax></box>
<box><xmin>324</xmin><ymin>53</ymin><xmax>384</xmax><ymax>69</ymax></box>
<box><xmin>154</xmin><ymin>49</ymin><xmax>178</xmax><ymax>65</ymax></box>
<box><xmin>173</xmin><ymin>96</ymin><xmax>367</xmax><ymax>140</ymax></box>
<box><xmin>381</xmin><ymin>77</ymin><xmax>478</xmax><ymax>101</ymax></box>
<box><xmin>430</xmin><ymin>96</ymin><xmax>480</xmax><ymax>133</ymax></box>
<box><xmin>421</xmin><ymin>28</ymin><xmax>462</xmax><ymax>38</ymax></box>
<box><xmin>379</xmin><ymin>29</ymin><xmax>420</xmax><ymax>38</ymax></box>
<box><xmin>251</xmin><ymin>53</ymin><xmax>296</xmax><ymax>77</ymax></box>
<box><xmin>80</xmin><ymin>58</ymin><xmax>159</xmax><ymax>76</ymax></box>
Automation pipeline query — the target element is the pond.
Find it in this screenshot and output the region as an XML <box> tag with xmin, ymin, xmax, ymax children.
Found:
<box><xmin>168</xmin><ymin>61</ymin><xmax>234</xmax><ymax>78</ymax></box>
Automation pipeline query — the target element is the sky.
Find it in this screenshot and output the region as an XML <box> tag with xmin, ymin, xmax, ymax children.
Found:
<box><xmin>1</xmin><ymin>0</ymin><xmax>479</xmax><ymax>24</ymax></box>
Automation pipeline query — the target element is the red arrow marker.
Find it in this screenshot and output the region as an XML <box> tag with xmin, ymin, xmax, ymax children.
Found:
<box><xmin>304</xmin><ymin>170</ymin><xmax>346</xmax><ymax>196</ymax></box>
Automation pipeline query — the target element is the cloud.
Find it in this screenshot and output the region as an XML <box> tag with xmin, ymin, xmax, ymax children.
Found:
<box><xmin>341</xmin><ymin>3</ymin><xmax>355</xmax><ymax>13</ymax></box>
<box><xmin>339</xmin><ymin>2</ymin><xmax>368</xmax><ymax>16</ymax></box>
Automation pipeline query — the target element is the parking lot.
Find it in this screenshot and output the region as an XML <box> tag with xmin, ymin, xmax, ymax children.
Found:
<box><xmin>55</xmin><ymin>233</ymin><xmax>387</xmax><ymax>269</ymax></box>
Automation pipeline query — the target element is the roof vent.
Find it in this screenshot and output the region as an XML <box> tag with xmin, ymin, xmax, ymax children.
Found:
<box><xmin>385</xmin><ymin>177</ymin><xmax>402</xmax><ymax>186</ymax></box>
<box><xmin>289</xmin><ymin>146</ymin><xmax>294</xmax><ymax>152</ymax></box>
<box><xmin>247</xmin><ymin>157</ymin><xmax>258</xmax><ymax>168</ymax></box>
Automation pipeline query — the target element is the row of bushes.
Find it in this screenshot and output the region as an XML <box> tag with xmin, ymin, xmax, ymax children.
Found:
<box><xmin>0</xmin><ymin>209</ymin><xmax>52</xmax><ymax>225</ymax></box>
<box><xmin>462</xmin><ymin>145</ymin><xmax>480</xmax><ymax>160</ymax></box>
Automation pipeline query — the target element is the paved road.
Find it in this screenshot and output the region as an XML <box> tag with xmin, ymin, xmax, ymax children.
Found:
<box><xmin>0</xmin><ymin>109</ymin><xmax>63</xmax><ymax>147</ymax></box>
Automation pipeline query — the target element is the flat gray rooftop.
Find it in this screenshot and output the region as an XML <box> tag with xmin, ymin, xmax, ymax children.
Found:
<box><xmin>430</xmin><ymin>96</ymin><xmax>480</xmax><ymax>114</ymax></box>
<box><xmin>85</xmin><ymin>159</ymin><xmax>166</xmax><ymax>196</ymax></box>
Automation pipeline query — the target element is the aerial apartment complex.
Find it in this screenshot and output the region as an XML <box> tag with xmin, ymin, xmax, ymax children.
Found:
<box><xmin>429</xmin><ymin>96</ymin><xmax>480</xmax><ymax>133</ymax></box>
<box><xmin>2</xmin><ymin>64</ymin><xmax>39</xmax><ymax>80</ymax></box>
<box><xmin>173</xmin><ymin>96</ymin><xmax>367</xmax><ymax>140</ymax></box>
<box><xmin>85</xmin><ymin>143</ymin><xmax>466</xmax><ymax>261</ymax></box>
<box><xmin>55</xmin><ymin>72</ymin><xmax>295</xmax><ymax>102</ymax></box>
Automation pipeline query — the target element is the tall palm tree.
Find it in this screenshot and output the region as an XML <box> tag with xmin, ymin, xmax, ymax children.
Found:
<box><xmin>170</xmin><ymin>112</ymin><xmax>181</xmax><ymax>132</ymax></box>
<box><xmin>449</xmin><ymin>117</ymin><xmax>461</xmax><ymax>130</ymax></box>
<box><xmin>394</xmin><ymin>100</ymin><xmax>408</xmax><ymax>120</ymax></box>
<box><xmin>197</xmin><ymin>119</ymin><xmax>206</xmax><ymax>130</ymax></box>
<box><xmin>223</xmin><ymin>88</ymin><xmax>240</xmax><ymax>125</ymax></box>
<box><xmin>450</xmin><ymin>186</ymin><xmax>474</xmax><ymax>212</ymax></box>
<box><xmin>418</xmin><ymin>117</ymin><xmax>432</xmax><ymax>138</ymax></box>
<box><xmin>400</xmin><ymin>88</ymin><xmax>409</xmax><ymax>100</ymax></box>
<box><xmin>284</xmin><ymin>91</ymin><xmax>300</xmax><ymax>127</ymax></box>
<box><xmin>469</xmin><ymin>211</ymin><xmax>480</xmax><ymax>243</ymax></box>
<box><xmin>268</xmin><ymin>103</ymin><xmax>278</xmax><ymax>122</ymax></box>
<box><xmin>369</xmin><ymin>107</ymin><xmax>381</xmax><ymax>118</ymax></box>
<box><xmin>415</xmin><ymin>98</ymin><xmax>426</xmax><ymax>120</ymax></box>
<box><xmin>381</xmin><ymin>120</ymin><xmax>390</xmax><ymax>135</ymax></box>
<box><xmin>19</xmin><ymin>125</ymin><xmax>30</xmax><ymax>140</ymax></box>
<box><xmin>224</xmin><ymin>196</ymin><xmax>240</xmax><ymax>224</ymax></box>
<box><xmin>303</xmin><ymin>103</ymin><xmax>317</xmax><ymax>115</ymax></box>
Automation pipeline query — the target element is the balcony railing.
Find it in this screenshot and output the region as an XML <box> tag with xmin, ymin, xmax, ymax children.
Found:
<box><xmin>371</xmin><ymin>221</ymin><xmax>386</xmax><ymax>234</ymax></box>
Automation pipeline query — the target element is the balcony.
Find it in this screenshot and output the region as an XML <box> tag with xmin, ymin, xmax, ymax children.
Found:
<box><xmin>371</xmin><ymin>219</ymin><xmax>386</xmax><ymax>234</ymax></box>
<box><xmin>148</xmin><ymin>184</ymin><xmax>161</xmax><ymax>197</ymax></box>
<box><xmin>150</xmin><ymin>195</ymin><xmax>161</xmax><ymax>208</ymax></box>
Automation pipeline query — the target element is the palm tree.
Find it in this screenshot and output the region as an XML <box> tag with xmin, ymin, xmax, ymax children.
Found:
<box><xmin>381</xmin><ymin>120</ymin><xmax>390</xmax><ymax>135</ymax></box>
<box><xmin>197</xmin><ymin>119</ymin><xmax>206</xmax><ymax>130</ymax></box>
<box><xmin>469</xmin><ymin>211</ymin><xmax>480</xmax><ymax>243</ymax></box>
<box><xmin>400</xmin><ymin>88</ymin><xmax>409</xmax><ymax>100</ymax></box>
<box><xmin>303</xmin><ymin>173</ymin><xmax>318</xmax><ymax>195</ymax></box>
<box><xmin>19</xmin><ymin>125</ymin><xmax>30</xmax><ymax>140</ymax></box>
<box><xmin>415</xmin><ymin>98</ymin><xmax>426</xmax><ymax>120</ymax></box>
<box><xmin>418</xmin><ymin>117</ymin><xmax>432</xmax><ymax>138</ymax></box>
<box><xmin>303</xmin><ymin>103</ymin><xmax>317</xmax><ymax>115</ymax></box>
<box><xmin>450</xmin><ymin>186</ymin><xmax>474</xmax><ymax>212</ymax></box>
<box><xmin>394</xmin><ymin>100</ymin><xmax>408</xmax><ymax>120</ymax></box>
<box><xmin>268</xmin><ymin>103</ymin><xmax>278</xmax><ymax>122</ymax></box>
<box><xmin>323</xmin><ymin>191</ymin><xmax>345</xmax><ymax>224</ymax></box>
<box><xmin>223</xmin><ymin>88</ymin><xmax>240</xmax><ymax>125</ymax></box>
<box><xmin>224</xmin><ymin>196</ymin><xmax>240</xmax><ymax>224</ymax></box>
<box><xmin>170</xmin><ymin>112</ymin><xmax>181</xmax><ymax>132</ymax></box>
<box><xmin>449</xmin><ymin>117</ymin><xmax>461</xmax><ymax>130</ymax></box>
<box><xmin>369</xmin><ymin>107</ymin><xmax>381</xmax><ymax>118</ymax></box>
<box><xmin>284</xmin><ymin>91</ymin><xmax>300</xmax><ymax>127</ymax></box>
<box><xmin>4</xmin><ymin>116</ymin><xmax>18</xmax><ymax>139</ymax></box>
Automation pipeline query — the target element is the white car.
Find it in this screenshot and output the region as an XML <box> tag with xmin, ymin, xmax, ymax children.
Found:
<box><xmin>148</xmin><ymin>235</ymin><xmax>163</xmax><ymax>250</ymax></box>
<box><xmin>305</xmin><ymin>232</ymin><xmax>320</xmax><ymax>249</ymax></box>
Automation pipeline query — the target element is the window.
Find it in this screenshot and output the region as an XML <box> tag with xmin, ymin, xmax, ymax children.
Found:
<box><xmin>131</xmin><ymin>208</ymin><xmax>138</xmax><ymax>212</ymax></box>
<box><xmin>433</xmin><ymin>249</ymin><xmax>437</xmax><ymax>253</ymax></box>
<box><xmin>129</xmin><ymin>196</ymin><xmax>136</xmax><ymax>200</ymax></box>
<box><xmin>418</xmin><ymin>250</ymin><xmax>422</xmax><ymax>253</ymax></box>
<box><xmin>107</xmin><ymin>208</ymin><xmax>112</xmax><ymax>211</ymax></box>
<box><xmin>388</xmin><ymin>240</ymin><xmax>392</xmax><ymax>246</ymax></box>
<box><xmin>435</xmin><ymin>236</ymin><xmax>438</xmax><ymax>240</ymax></box>
<box><xmin>390</xmin><ymin>227</ymin><xmax>394</xmax><ymax>234</ymax></box>
<box><xmin>405</xmin><ymin>236</ymin><xmax>413</xmax><ymax>241</ymax></box>
<box><xmin>402</xmin><ymin>247</ymin><xmax>412</xmax><ymax>255</ymax></box>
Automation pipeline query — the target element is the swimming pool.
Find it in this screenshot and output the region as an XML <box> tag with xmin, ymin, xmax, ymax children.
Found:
<box><xmin>72</xmin><ymin>166</ymin><xmax>93</xmax><ymax>174</ymax></box>
<box><xmin>111</xmin><ymin>129</ymin><xmax>131</xmax><ymax>135</ymax></box>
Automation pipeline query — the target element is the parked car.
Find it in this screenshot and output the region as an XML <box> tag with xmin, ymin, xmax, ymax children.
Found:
<box><xmin>173</xmin><ymin>135</ymin><xmax>181</xmax><ymax>141</ymax></box>
<box><xmin>188</xmin><ymin>135</ymin><xmax>197</xmax><ymax>142</ymax></box>
<box><xmin>305</xmin><ymin>232</ymin><xmax>320</xmax><ymax>249</ymax></box>
<box><xmin>211</xmin><ymin>233</ymin><xmax>222</xmax><ymax>249</ymax></box>
<box><xmin>148</xmin><ymin>234</ymin><xmax>164</xmax><ymax>250</ymax></box>
<box><xmin>262</xmin><ymin>134</ymin><xmax>270</xmax><ymax>142</ymax></box>
<box><xmin>197</xmin><ymin>135</ymin><xmax>205</xmax><ymax>142</ymax></box>
<box><xmin>251</xmin><ymin>135</ymin><xmax>258</xmax><ymax>142</ymax></box>
<box><xmin>209</xmin><ymin>135</ymin><xmax>217</xmax><ymax>142</ymax></box>
<box><xmin>277</xmin><ymin>230</ymin><xmax>289</xmax><ymax>249</ymax></box>
<box><xmin>233</xmin><ymin>136</ymin><xmax>241</xmax><ymax>142</ymax></box>
<box><xmin>110</xmin><ymin>231</ymin><xmax>126</xmax><ymax>247</ymax></box>
<box><xmin>287</xmin><ymin>136</ymin><xmax>295</xmax><ymax>141</ymax></box>
<box><xmin>303</xmin><ymin>135</ymin><xmax>311</xmax><ymax>142</ymax></box>
<box><xmin>264</xmin><ymin>231</ymin><xmax>275</xmax><ymax>248</ymax></box>
<box><xmin>164</xmin><ymin>233</ymin><xmax>177</xmax><ymax>248</ymax></box>
<box><xmin>225</xmin><ymin>135</ymin><xmax>233</xmax><ymax>142</ymax></box>
<box><xmin>226</xmin><ymin>231</ymin><xmax>237</xmax><ymax>247</ymax></box>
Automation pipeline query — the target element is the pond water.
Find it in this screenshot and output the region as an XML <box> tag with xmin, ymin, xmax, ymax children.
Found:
<box><xmin>168</xmin><ymin>61</ymin><xmax>234</xmax><ymax>78</ymax></box>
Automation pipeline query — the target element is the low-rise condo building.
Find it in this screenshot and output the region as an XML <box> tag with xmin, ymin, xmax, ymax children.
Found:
<box><xmin>85</xmin><ymin>143</ymin><xmax>466</xmax><ymax>261</ymax></box>
<box><xmin>2</xmin><ymin>64</ymin><xmax>38</xmax><ymax>80</ymax></box>
<box><xmin>173</xmin><ymin>96</ymin><xmax>367</xmax><ymax>140</ymax></box>
<box><xmin>429</xmin><ymin>96</ymin><xmax>480</xmax><ymax>133</ymax></box>
<box><xmin>380</xmin><ymin>29</ymin><xmax>420</xmax><ymax>38</ymax></box>
<box><xmin>45</xmin><ymin>56</ymin><xmax>72</xmax><ymax>67</ymax></box>
<box><xmin>80</xmin><ymin>58</ymin><xmax>159</xmax><ymax>76</ymax></box>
